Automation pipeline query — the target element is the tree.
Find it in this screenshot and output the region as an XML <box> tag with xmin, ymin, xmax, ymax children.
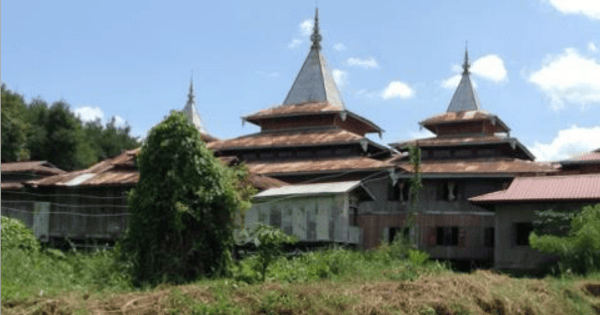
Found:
<box><xmin>401</xmin><ymin>145</ymin><xmax>422</xmax><ymax>247</ymax></box>
<box><xmin>1</xmin><ymin>84</ymin><xmax>30</xmax><ymax>161</ymax></box>
<box><xmin>120</xmin><ymin>111</ymin><xmax>252</xmax><ymax>285</ymax></box>
<box><xmin>529</xmin><ymin>204</ymin><xmax>600</xmax><ymax>274</ymax></box>
<box><xmin>246</xmin><ymin>224</ymin><xmax>296</xmax><ymax>282</ymax></box>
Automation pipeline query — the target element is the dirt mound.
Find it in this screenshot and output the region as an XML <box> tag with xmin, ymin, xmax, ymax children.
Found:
<box><xmin>583</xmin><ymin>283</ymin><xmax>600</xmax><ymax>297</ymax></box>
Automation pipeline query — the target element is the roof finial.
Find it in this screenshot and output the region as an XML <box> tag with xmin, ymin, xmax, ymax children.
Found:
<box><xmin>310</xmin><ymin>7</ymin><xmax>322</xmax><ymax>50</ymax></box>
<box><xmin>187</xmin><ymin>75</ymin><xmax>195</xmax><ymax>108</ymax></box>
<box><xmin>462</xmin><ymin>41</ymin><xmax>470</xmax><ymax>75</ymax></box>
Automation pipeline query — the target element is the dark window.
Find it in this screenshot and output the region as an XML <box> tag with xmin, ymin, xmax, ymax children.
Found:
<box><xmin>389</xmin><ymin>227</ymin><xmax>410</xmax><ymax>243</ymax></box>
<box><xmin>440</xmin><ymin>181</ymin><xmax>461</xmax><ymax>201</ymax></box>
<box><xmin>454</xmin><ymin>149</ymin><xmax>472</xmax><ymax>158</ymax></box>
<box><xmin>433</xmin><ymin>150</ymin><xmax>451</xmax><ymax>158</ymax></box>
<box><xmin>515</xmin><ymin>223</ymin><xmax>533</xmax><ymax>246</ymax></box>
<box><xmin>421</xmin><ymin>150</ymin><xmax>429</xmax><ymax>159</ymax></box>
<box><xmin>260</xmin><ymin>152</ymin><xmax>274</xmax><ymax>159</ymax></box>
<box><xmin>388</xmin><ymin>181</ymin><xmax>400</xmax><ymax>201</ymax></box>
<box><xmin>436</xmin><ymin>226</ymin><xmax>459</xmax><ymax>246</ymax></box>
<box><xmin>297</xmin><ymin>150</ymin><xmax>312</xmax><ymax>158</ymax></box>
<box><xmin>484</xmin><ymin>227</ymin><xmax>495</xmax><ymax>248</ymax></box>
<box><xmin>334</xmin><ymin>148</ymin><xmax>352</xmax><ymax>156</ymax></box>
<box><xmin>478</xmin><ymin>149</ymin><xmax>496</xmax><ymax>157</ymax></box>
<box><xmin>401</xmin><ymin>182</ymin><xmax>410</xmax><ymax>201</ymax></box>
<box><xmin>316</xmin><ymin>149</ymin><xmax>333</xmax><ymax>157</ymax></box>
<box><xmin>278</xmin><ymin>151</ymin><xmax>293</xmax><ymax>158</ymax></box>
<box><xmin>241</xmin><ymin>153</ymin><xmax>257</xmax><ymax>161</ymax></box>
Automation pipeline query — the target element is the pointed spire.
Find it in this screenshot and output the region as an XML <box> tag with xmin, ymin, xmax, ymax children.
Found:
<box><xmin>462</xmin><ymin>43</ymin><xmax>470</xmax><ymax>75</ymax></box>
<box><xmin>310</xmin><ymin>8</ymin><xmax>322</xmax><ymax>50</ymax></box>
<box><xmin>182</xmin><ymin>76</ymin><xmax>207</xmax><ymax>133</ymax></box>
<box><xmin>282</xmin><ymin>8</ymin><xmax>345</xmax><ymax>109</ymax></box>
<box><xmin>447</xmin><ymin>45</ymin><xmax>481</xmax><ymax>112</ymax></box>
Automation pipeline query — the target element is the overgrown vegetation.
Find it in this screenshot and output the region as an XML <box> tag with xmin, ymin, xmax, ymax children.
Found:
<box><xmin>530</xmin><ymin>204</ymin><xmax>600</xmax><ymax>274</ymax></box>
<box><xmin>119</xmin><ymin>111</ymin><xmax>253</xmax><ymax>285</ymax></box>
<box><xmin>1</xmin><ymin>83</ymin><xmax>139</xmax><ymax>169</ymax></box>
<box><xmin>401</xmin><ymin>145</ymin><xmax>422</xmax><ymax>247</ymax></box>
<box><xmin>1</xmin><ymin>216</ymin><xmax>41</xmax><ymax>252</ymax></box>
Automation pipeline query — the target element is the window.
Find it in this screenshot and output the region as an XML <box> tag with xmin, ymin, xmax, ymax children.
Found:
<box><xmin>241</xmin><ymin>153</ymin><xmax>257</xmax><ymax>161</ymax></box>
<box><xmin>388</xmin><ymin>227</ymin><xmax>409</xmax><ymax>243</ymax></box>
<box><xmin>454</xmin><ymin>149</ymin><xmax>472</xmax><ymax>158</ymax></box>
<box><xmin>436</xmin><ymin>226</ymin><xmax>459</xmax><ymax>246</ymax></box>
<box><xmin>278</xmin><ymin>151</ymin><xmax>293</xmax><ymax>158</ymax></box>
<box><xmin>297</xmin><ymin>150</ymin><xmax>312</xmax><ymax>158</ymax></box>
<box><xmin>484</xmin><ymin>227</ymin><xmax>495</xmax><ymax>248</ymax></box>
<box><xmin>387</xmin><ymin>181</ymin><xmax>401</xmax><ymax>201</ymax></box>
<box><xmin>433</xmin><ymin>150</ymin><xmax>451</xmax><ymax>158</ymax></box>
<box><xmin>439</xmin><ymin>181</ymin><xmax>461</xmax><ymax>201</ymax></box>
<box><xmin>334</xmin><ymin>148</ymin><xmax>352</xmax><ymax>156</ymax></box>
<box><xmin>515</xmin><ymin>223</ymin><xmax>533</xmax><ymax>246</ymax></box>
<box><xmin>316</xmin><ymin>149</ymin><xmax>333</xmax><ymax>157</ymax></box>
<box><xmin>478</xmin><ymin>149</ymin><xmax>496</xmax><ymax>157</ymax></box>
<box><xmin>260</xmin><ymin>152</ymin><xmax>274</xmax><ymax>159</ymax></box>
<box><xmin>401</xmin><ymin>182</ymin><xmax>410</xmax><ymax>201</ymax></box>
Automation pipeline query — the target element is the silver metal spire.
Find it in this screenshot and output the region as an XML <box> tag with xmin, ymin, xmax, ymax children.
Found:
<box><xmin>182</xmin><ymin>76</ymin><xmax>208</xmax><ymax>133</ymax></box>
<box><xmin>447</xmin><ymin>45</ymin><xmax>481</xmax><ymax>112</ymax></box>
<box><xmin>282</xmin><ymin>8</ymin><xmax>345</xmax><ymax>109</ymax></box>
<box><xmin>310</xmin><ymin>8</ymin><xmax>322</xmax><ymax>50</ymax></box>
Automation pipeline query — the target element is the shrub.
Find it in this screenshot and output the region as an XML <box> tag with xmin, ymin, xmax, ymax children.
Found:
<box><xmin>247</xmin><ymin>224</ymin><xmax>296</xmax><ymax>282</ymax></box>
<box><xmin>530</xmin><ymin>204</ymin><xmax>600</xmax><ymax>274</ymax></box>
<box><xmin>119</xmin><ymin>111</ymin><xmax>252</xmax><ymax>285</ymax></box>
<box><xmin>1</xmin><ymin>216</ymin><xmax>40</xmax><ymax>251</ymax></box>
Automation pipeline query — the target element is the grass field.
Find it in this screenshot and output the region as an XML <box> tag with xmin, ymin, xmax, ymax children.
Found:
<box><xmin>2</xmin><ymin>246</ymin><xmax>600</xmax><ymax>315</ymax></box>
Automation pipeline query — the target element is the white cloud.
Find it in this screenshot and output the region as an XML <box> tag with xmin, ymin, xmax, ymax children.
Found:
<box><xmin>381</xmin><ymin>81</ymin><xmax>415</xmax><ymax>100</ymax></box>
<box><xmin>441</xmin><ymin>74</ymin><xmax>462</xmax><ymax>90</ymax></box>
<box><xmin>287</xmin><ymin>39</ymin><xmax>302</xmax><ymax>49</ymax></box>
<box><xmin>408</xmin><ymin>129</ymin><xmax>435</xmax><ymax>139</ymax></box>
<box><xmin>347</xmin><ymin>57</ymin><xmax>380</xmax><ymax>69</ymax></box>
<box><xmin>300</xmin><ymin>19</ymin><xmax>313</xmax><ymax>36</ymax></box>
<box><xmin>113</xmin><ymin>115</ymin><xmax>126</xmax><ymax>127</ymax></box>
<box><xmin>74</xmin><ymin>106</ymin><xmax>104</xmax><ymax>122</ymax></box>
<box><xmin>333</xmin><ymin>43</ymin><xmax>347</xmax><ymax>51</ymax></box>
<box><xmin>528</xmin><ymin>48</ymin><xmax>600</xmax><ymax>110</ymax></box>
<box><xmin>544</xmin><ymin>0</ymin><xmax>600</xmax><ymax>20</ymax></box>
<box><xmin>332</xmin><ymin>69</ymin><xmax>348</xmax><ymax>88</ymax></box>
<box><xmin>589</xmin><ymin>41</ymin><xmax>598</xmax><ymax>53</ymax></box>
<box><xmin>530</xmin><ymin>125</ymin><xmax>600</xmax><ymax>161</ymax></box>
<box><xmin>440</xmin><ymin>54</ymin><xmax>504</xmax><ymax>89</ymax></box>
<box><xmin>471</xmin><ymin>54</ymin><xmax>508</xmax><ymax>83</ymax></box>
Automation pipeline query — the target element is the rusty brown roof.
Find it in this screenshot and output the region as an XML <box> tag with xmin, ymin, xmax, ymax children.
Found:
<box><xmin>1</xmin><ymin>161</ymin><xmax>65</xmax><ymax>176</ymax></box>
<box><xmin>248</xmin><ymin>174</ymin><xmax>289</xmax><ymax>190</ymax></box>
<box><xmin>561</xmin><ymin>149</ymin><xmax>600</xmax><ymax>164</ymax></box>
<box><xmin>420</xmin><ymin>110</ymin><xmax>509</xmax><ymax>132</ymax></box>
<box><xmin>470</xmin><ymin>174</ymin><xmax>600</xmax><ymax>203</ymax></box>
<box><xmin>397</xmin><ymin>158</ymin><xmax>557</xmax><ymax>176</ymax></box>
<box><xmin>246</xmin><ymin>156</ymin><xmax>392</xmax><ymax>176</ymax></box>
<box><xmin>391</xmin><ymin>135</ymin><xmax>510</xmax><ymax>148</ymax></box>
<box><xmin>208</xmin><ymin>128</ymin><xmax>364</xmax><ymax>151</ymax></box>
<box><xmin>244</xmin><ymin>102</ymin><xmax>342</xmax><ymax>121</ymax></box>
<box><xmin>1</xmin><ymin>182</ymin><xmax>25</xmax><ymax>190</ymax></box>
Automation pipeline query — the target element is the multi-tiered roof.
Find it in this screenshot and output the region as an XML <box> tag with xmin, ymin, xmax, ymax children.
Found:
<box><xmin>390</xmin><ymin>48</ymin><xmax>554</xmax><ymax>177</ymax></box>
<box><xmin>209</xmin><ymin>9</ymin><xmax>392</xmax><ymax>182</ymax></box>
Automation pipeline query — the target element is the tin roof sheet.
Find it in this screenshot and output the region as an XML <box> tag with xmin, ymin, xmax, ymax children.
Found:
<box><xmin>1</xmin><ymin>161</ymin><xmax>65</xmax><ymax>175</ymax></box>
<box><xmin>420</xmin><ymin>110</ymin><xmax>509</xmax><ymax>130</ymax></box>
<box><xmin>255</xmin><ymin>180</ymin><xmax>361</xmax><ymax>198</ymax></box>
<box><xmin>470</xmin><ymin>174</ymin><xmax>600</xmax><ymax>203</ymax></box>
<box><xmin>446</xmin><ymin>72</ymin><xmax>481</xmax><ymax>112</ymax></box>
<box><xmin>561</xmin><ymin>149</ymin><xmax>600</xmax><ymax>164</ymax></box>
<box><xmin>398</xmin><ymin>158</ymin><xmax>556</xmax><ymax>175</ymax></box>
<box><xmin>208</xmin><ymin>128</ymin><xmax>364</xmax><ymax>151</ymax></box>
<box><xmin>391</xmin><ymin>135</ymin><xmax>509</xmax><ymax>148</ymax></box>
<box><xmin>246</xmin><ymin>156</ymin><xmax>391</xmax><ymax>176</ymax></box>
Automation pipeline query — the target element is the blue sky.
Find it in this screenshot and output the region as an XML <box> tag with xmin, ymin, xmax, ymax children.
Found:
<box><xmin>2</xmin><ymin>0</ymin><xmax>599</xmax><ymax>161</ymax></box>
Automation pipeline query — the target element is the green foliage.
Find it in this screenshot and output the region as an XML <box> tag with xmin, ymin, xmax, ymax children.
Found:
<box><xmin>120</xmin><ymin>111</ymin><xmax>251</xmax><ymax>285</ymax></box>
<box><xmin>1</xmin><ymin>84</ymin><xmax>30</xmax><ymax>161</ymax></box>
<box><xmin>401</xmin><ymin>144</ymin><xmax>423</xmax><ymax>245</ymax></box>
<box><xmin>1</xmin><ymin>216</ymin><xmax>40</xmax><ymax>252</ymax></box>
<box><xmin>242</xmin><ymin>224</ymin><xmax>297</xmax><ymax>282</ymax></box>
<box><xmin>1</xmin><ymin>247</ymin><xmax>132</xmax><ymax>301</ymax></box>
<box><xmin>533</xmin><ymin>208</ymin><xmax>574</xmax><ymax>236</ymax></box>
<box><xmin>530</xmin><ymin>204</ymin><xmax>600</xmax><ymax>274</ymax></box>
<box><xmin>1</xmin><ymin>82</ymin><xmax>139</xmax><ymax>170</ymax></box>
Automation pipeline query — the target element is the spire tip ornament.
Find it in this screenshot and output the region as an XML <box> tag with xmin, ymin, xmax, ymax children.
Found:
<box><xmin>462</xmin><ymin>42</ymin><xmax>470</xmax><ymax>75</ymax></box>
<box><xmin>310</xmin><ymin>7</ymin><xmax>322</xmax><ymax>50</ymax></box>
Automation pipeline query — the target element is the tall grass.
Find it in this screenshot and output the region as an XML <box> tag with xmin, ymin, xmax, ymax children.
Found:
<box><xmin>1</xmin><ymin>247</ymin><xmax>133</xmax><ymax>301</ymax></box>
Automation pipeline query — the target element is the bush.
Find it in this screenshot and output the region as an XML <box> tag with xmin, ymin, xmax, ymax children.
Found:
<box><xmin>1</xmin><ymin>216</ymin><xmax>40</xmax><ymax>251</ymax></box>
<box><xmin>119</xmin><ymin>111</ymin><xmax>252</xmax><ymax>285</ymax></box>
<box><xmin>530</xmin><ymin>204</ymin><xmax>600</xmax><ymax>274</ymax></box>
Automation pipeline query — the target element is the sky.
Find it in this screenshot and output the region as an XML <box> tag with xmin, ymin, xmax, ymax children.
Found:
<box><xmin>2</xmin><ymin>0</ymin><xmax>600</xmax><ymax>162</ymax></box>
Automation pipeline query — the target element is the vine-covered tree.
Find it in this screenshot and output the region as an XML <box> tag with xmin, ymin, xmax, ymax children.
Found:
<box><xmin>1</xmin><ymin>84</ymin><xmax>30</xmax><ymax>161</ymax></box>
<box><xmin>120</xmin><ymin>111</ymin><xmax>252</xmax><ymax>285</ymax></box>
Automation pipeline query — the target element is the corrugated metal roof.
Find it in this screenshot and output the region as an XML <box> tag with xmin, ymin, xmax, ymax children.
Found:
<box><xmin>254</xmin><ymin>180</ymin><xmax>375</xmax><ymax>201</ymax></box>
<box><xmin>1</xmin><ymin>161</ymin><xmax>65</xmax><ymax>175</ymax></box>
<box><xmin>398</xmin><ymin>158</ymin><xmax>556</xmax><ymax>175</ymax></box>
<box><xmin>208</xmin><ymin>128</ymin><xmax>364</xmax><ymax>151</ymax></box>
<box><xmin>470</xmin><ymin>174</ymin><xmax>600</xmax><ymax>203</ymax></box>
<box><xmin>1</xmin><ymin>182</ymin><xmax>24</xmax><ymax>190</ymax></box>
<box><xmin>391</xmin><ymin>135</ymin><xmax>509</xmax><ymax>148</ymax></box>
<box><xmin>561</xmin><ymin>149</ymin><xmax>600</xmax><ymax>164</ymax></box>
<box><xmin>246</xmin><ymin>156</ymin><xmax>392</xmax><ymax>176</ymax></box>
<box><xmin>447</xmin><ymin>71</ymin><xmax>481</xmax><ymax>112</ymax></box>
<box><xmin>419</xmin><ymin>110</ymin><xmax>509</xmax><ymax>131</ymax></box>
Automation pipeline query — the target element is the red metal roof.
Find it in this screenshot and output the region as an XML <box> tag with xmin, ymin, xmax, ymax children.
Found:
<box><xmin>1</xmin><ymin>161</ymin><xmax>65</xmax><ymax>176</ymax></box>
<box><xmin>470</xmin><ymin>174</ymin><xmax>600</xmax><ymax>203</ymax></box>
<box><xmin>398</xmin><ymin>158</ymin><xmax>557</xmax><ymax>175</ymax></box>
<box><xmin>562</xmin><ymin>149</ymin><xmax>600</xmax><ymax>163</ymax></box>
<box><xmin>208</xmin><ymin>128</ymin><xmax>364</xmax><ymax>151</ymax></box>
<box><xmin>246</xmin><ymin>156</ymin><xmax>391</xmax><ymax>176</ymax></box>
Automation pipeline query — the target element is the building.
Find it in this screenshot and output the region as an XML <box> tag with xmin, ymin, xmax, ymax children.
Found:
<box><xmin>379</xmin><ymin>49</ymin><xmax>556</xmax><ymax>263</ymax></box>
<box><xmin>471</xmin><ymin>149</ymin><xmax>600</xmax><ymax>270</ymax></box>
<box><xmin>208</xmin><ymin>9</ymin><xmax>398</xmax><ymax>245</ymax></box>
